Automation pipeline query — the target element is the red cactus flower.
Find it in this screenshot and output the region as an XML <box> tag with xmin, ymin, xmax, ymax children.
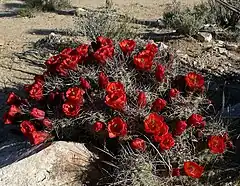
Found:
<box><xmin>208</xmin><ymin>136</ymin><xmax>226</xmax><ymax>154</ymax></box>
<box><xmin>144</xmin><ymin>113</ymin><xmax>166</xmax><ymax>134</ymax></box>
<box><xmin>184</xmin><ymin>161</ymin><xmax>204</xmax><ymax>178</ymax></box>
<box><xmin>28</xmin><ymin>82</ymin><xmax>44</xmax><ymax>101</ymax></box>
<box><xmin>172</xmin><ymin>168</ymin><xmax>181</xmax><ymax>177</ymax></box>
<box><xmin>62</xmin><ymin>101</ymin><xmax>81</xmax><ymax>117</ymax></box>
<box><xmin>169</xmin><ymin>88</ymin><xmax>180</xmax><ymax>98</ymax></box>
<box><xmin>6</xmin><ymin>92</ymin><xmax>21</xmax><ymax>105</ymax></box>
<box><xmin>34</xmin><ymin>75</ymin><xmax>45</xmax><ymax>84</ymax></box>
<box><xmin>60</xmin><ymin>47</ymin><xmax>73</xmax><ymax>56</ymax></box>
<box><xmin>119</xmin><ymin>39</ymin><xmax>136</xmax><ymax>55</ymax></box>
<box><xmin>80</xmin><ymin>77</ymin><xmax>91</xmax><ymax>90</ymax></box>
<box><xmin>174</xmin><ymin>120</ymin><xmax>187</xmax><ymax>136</ymax></box>
<box><xmin>187</xmin><ymin>114</ymin><xmax>206</xmax><ymax>128</ymax></box>
<box><xmin>28</xmin><ymin>131</ymin><xmax>51</xmax><ymax>145</ymax></box>
<box><xmin>20</xmin><ymin>120</ymin><xmax>36</xmax><ymax>135</ymax></box>
<box><xmin>153</xmin><ymin>124</ymin><xmax>169</xmax><ymax>142</ymax></box>
<box><xmin>93</xmin><ymin>121</ymin><xmax>105</xmax><ymax>132</ymax></box>
<box><xmin>74</xmin><ymin>44</ymin><xmax>89</xmax><ymax>60</ymax></box>
<box><xmin>30</xmin><ymin>108</ymin><xmax>45</xmax><ymax>120</ymax></box>
<box><xmin>42</xmin><ymin>118</ymin><xmax>53</xmax><ymax>130</ymax></box>
<box><xmin>106</xmin><ymin>82</ymin><xmax>125</xmax><ymax>94</ymax></box>
<box><xmin>45</xmin><ymin>55</ymin><xmax>60</xmax><ymax>66</ymax></box>
<box><xmin>105</xmin><ymin>91</ymin><xmax>127</xmax><ymax>110</ymax></box>
<box><xmin>133</xmin><ymin>51</ymin><xmax>153</xmax><ymax>71</ymax></box>
<box><xmin>3</xmin><ymin>113</ymin><xmax>13</xmax><ymax>125</ymax></box>
<box><xmin>94</xmin><ymin>46</ymin><xmax>114</xmax><ymax>64</ymax></box>
<box><xmin>185</xmin><ymin>72</ymin><xmax>204</xmax><ymax>91</ymax></box>
<box><xmin>145</xmin><ymin>43</ymin><xmax>158</xmax><ymax>55</ymax></box>
<box><xmin>7</xmin><ymin>105</ymin><xmax>21</xmax><ymax>117</ymax></box>
<box><xmin>107</xmin><ymin>117</ymin><xmax>127</xmax><ymax>138</ymax></box>
<box><xmin>66</xmin><ymin>87</ymin><xmax>85</xmax><ymax>102</ymax></box>
<box><xmin>96</xmin><ymin>36</ymin><xmax>113</xmax><ymax>47</ymax></box>
<box><xmin>130</xmin><ymin>138</ymin><xmax>146</xmax><ymax>152</ymax></box>
<box><xmin>152</xmin><ymin>98</ymin><xmax>167</xmax><ymax>112</ymax></box>
<box><xmin>137</xmin><ymin>91</ymin><xmax>147</xmax><ymax>109</ymax></box>
<box><xmin>155</xmin><ymin>64</ymin><xmax>165</xmax><ymax>82</ymax></box>
<box><xmin>159</xmin><ymin>133</ymin><xmax>175</xmax><ymax>150</ymax></box>
<box><xmin>98</xmin><ymin>72</ymin><xmax>109</xmax><ymax>89</ymax></box>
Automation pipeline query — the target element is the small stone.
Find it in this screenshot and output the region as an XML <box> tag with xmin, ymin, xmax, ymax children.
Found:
<box><xmin>196</xmin><ymin>32</ymin><xmax>213</xmax><ymax>42</ymax></box>
<box><xmin>215</xmin><ymin>40</ymin><xmax>225</xmax><ymax>47</ymax></box>
<box><xmin>218</xmin><ymin>48</ymin><xmax>228</xmax><ymax>55</ymax></box>
<box><xmin>75</xmin><ymin>7</ymin><xmax>87</xmax><ymax>17</ymax></box>
<box><xmin>158</xmin><ymin>42</ymin><xmax>168</xmax><ymax>51</ymax></box>
<box><xmin>225</xmin><ymin>43</ymin><xmax>238</xmax><ymax>51</ymax></box>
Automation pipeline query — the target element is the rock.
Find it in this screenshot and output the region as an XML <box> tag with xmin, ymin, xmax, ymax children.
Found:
<box><xmin>215</xmin><ymin>40</ymin><xmax>225</xmax><ymax>47</ymax></box>
<box><xmin>225</xmin><ymin>43</ymin><xmax>238</xmax><ymax>51</ymax></box>
<box><xmin>218</xmin><ymin>48</ymin><xmax>228</xmax><ymax>55</ymax></box>
<box><xmin>0</xmin><ymin>141</ymin><xmax>99</xmax><ymax>186</ymax></box>
<box><xmin>196</xmin><ymin>32</ymin><xmax>213</xmax><ymax>42</ymax></box>
<box><xmin>158</xmin><ymin>42</ymin><xmax>168</xmax><ymax>51</ymax></box>
<box><xmin>75</xmin><ymin>7</ymin><xmax>87</xmax><ymax>17</ymax></box>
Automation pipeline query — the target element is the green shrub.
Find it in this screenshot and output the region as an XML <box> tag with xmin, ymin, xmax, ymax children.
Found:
<box><xmin>74</xmin><ymin>7</ymin><xmax>138</xmax><ymax>41</ymax></box>
<box><xmin>163</xmin><ymin>1</ymin><xmax>210</xmax><ymax>36</ymax></box>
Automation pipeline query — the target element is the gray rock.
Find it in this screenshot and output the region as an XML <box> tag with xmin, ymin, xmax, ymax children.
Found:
<box><xmin>75</xmin><ymin>7</ymin><xmax>87</xmax><ymax>17</ymax></box>
<box><xmin>158</xmin><ymin>42</ymin><xmax>168</xmax><ymax>51</ymax></box>
<box><xmin>218</xmin><ymin>48</ymin><xmax>228</xmax><ymax>55</ymax></box>
<box><xmin>196</xmin><ymin>32</ymin><xmax>213</xmax><ymax>42</ymax></box>
<box><xmin>0</xmin><ymin>141</ymin><xmax>99</xmax><ymax>186</ymax></box>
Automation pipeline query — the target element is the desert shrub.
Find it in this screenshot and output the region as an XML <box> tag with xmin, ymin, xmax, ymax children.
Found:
<box><xmin>163</xmin><ymin>1</ymin><xmax>210</xmax><ymax>35</ymax></box>
<box><xmin>24</xmin><ymin>0</ymin><xmax>70</xmax><ymax>11</ymax></box>
<box><xmin>3</xmin><ymin>36</ymin><xmax>236</xmax><ymax>185</ymax></box>
<box><xmin>18</xmin><ymin>0</ymin><xmax>70</xmax><ymax>17</ymax></box>
<box><xmin>208</xmin><ymin>0</ymin><xmax>240</xmax><ymax>28</ymax></box>
<box><xmin>74</xmin><ymin>7</ymin><xmax>137</xmax><ymax>41</ymax></box>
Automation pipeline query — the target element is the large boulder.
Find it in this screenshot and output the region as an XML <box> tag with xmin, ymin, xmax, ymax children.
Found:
<box><xmin>0</xmin><ymin>141</ymin><xmax>99</xmax><ymax>186</ymax></box>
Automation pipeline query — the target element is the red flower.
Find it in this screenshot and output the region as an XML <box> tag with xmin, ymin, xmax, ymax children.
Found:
<box><xmin>98</xmin><ymin>72</ymin><xmax>109</xmax><ymax>89</ymax></box>
<box><xmin>159</xmin><ymin>133</ymin><xmax>175</xmax><ymax>150</ymax></box>
<box><xmin>155</xmin><ymin>64</ymin><xmax>165</xmax><ymax>82</ymax></box>
<box><xmin>6</xmin><ymin>92</ymin><xmax>21</xmax><ymax>105</ymax></box>
<box><xmin>28</xmin><ymin>82</ymin><xmax>44</xmax><ymax>101</ymax></box>
<box><xmin>45</xmin><ymin>55</ymin><xmax>60</xmax><ymax>66</ymax></box>
<box><xmin>28</xmin><ymin>131</ymin><xmax>51</xmax><ymax>145</ymax></box>
<box><xmin>208</xmin><ymin>136</ymin><xmax>226</xmax><ymax>154</ymax></box>
<box><xmin>107</xmin><ymin>117</ymin><xmax>127</xmax><ymax>138</ymax></box>
<box><xmin>7</xmin><ymin>105</ymin><xmax>21</xmax><ymax>117</ymax></box>
<box><xmin>94</xmin><ymin>46</ymin><xmax>114</xmax><ymax>64</ymax></box>
<box><xmin>137</xmin><ymin>91</ymin><xmax>147</xmax><ymax>109</ymax></box>
<box><xmin>3</xmin><ymin>113</ymin><xmax>13</xmax><ymax>125</ymax></box>
<box><xmin>60</xmin><ymin>47</ymin><xmax>73</xmax><ymax>56</ymax></box>
<box><xmin>144</xmin><ymin>113</ymin><xmax>166</xmax><ymax>134</ymax></box>
<box><xmin>152</xmin><ymin>98</ymin><xmax>167</xmax><ymax>112</ymax></box>
<box><xmin>184</xmin><ymin>161</ymin><xmax>204</xmax><ymax>178</ymax></box>
<box><xmin>105</xmin><ymin>91</ymin><xmax>127</xmax><ymax>110</ymax></box>
<box><xmin>133</xmin><ymin>51</ymin><xmax>153</xmax><ymax>71</ymax></box>
<box><xmin>61</xmin><ymin>55</ymin><xmax>79</xmax><ymax>70</ymax></box>
<box><xmin>93</xmin><ymin>121</ymin><xmax>105</xmax><ymax>132</ymax></box>
<box><xmin>74</xmin><ymin>44</ymin><xmax>89</xmax><ymax>60</ymax></box>
<box><xmin>20</xmin><ymin>120</ymin><xmax>36</xmax><ymax>136</ymax></box>
<box><xmin>80</xmin><ymin>77</ymin><xmax>91</xmax><ymax>90</ymax></box>
<box><xmin>66</xmin><ymin>87</ymin><xmax>85</xmax><ymax>102</ymax></box>
<box><xmin>42</xmin><ymin>118</ymin><xmax>53</xmax><ymax>130</ymax></box>
<box><xmin>30</xmin><ymin>108</ymin><xmax>45</xmax><ymax>120</ymax></box>
<box><xmin>119</xmin><ymin>39</ymin><xmax>136</xmax><ymax>55</ymax></box>
<box><xmin>172</xmin><ymin>168</ymin><xmax>181</xmax><ymax>177</ymax></box>
<box><xmin>174</xmin><ymin>120</ymin><xmax>187</xmax><ymax>136</ymax></box>
<box><xmin>145</xmin><ymin>43</ymin><xmax>158</xmax><ymax>55</ymax></box>
<box><xmin>185</xmin><ymin>72</ymin><xmax>204</xmax><ymax>91</ymax></box>
<box><xmin>169</xmin><ymin>88</ymin><xmax>180</xmax><ymax>98</ymax></box>
<box><xmin>62</xmin><ymin>101</ymin><xmax>81</xmax><ymax>117</ymax></box>
<box><xmin>153</xmin><ymin>124</ymin><xmax>169</xmax><ymax>142</ymax></box>
<box><xmin>187</xmin><ymin>114</ymin><xmax>206</xmax><ymax>128</ymax></box>
<box><xmin>106</xmin><ymin>82</ymin><xmax>125</xmax><ymax>94</ymax></box>
<box><xmin>96</xmin><ymin>36</ymin><xmax>113</xmax><ymax>47</ymax></box>
<box><xmin>130</xmin><ymin>138</ymin><xmax>146</xmax><ymax>152</ymax></box>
